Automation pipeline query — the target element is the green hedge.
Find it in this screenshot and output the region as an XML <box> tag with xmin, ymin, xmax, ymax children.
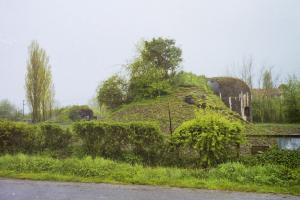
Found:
<box><xmin>0</xmin><ymin>120</ymin><xmax>72</xmax><ymax>155</ymax></box>
<box><xmin>0</xmin><ymin>120</ymin><xmax>42</xmax><ymax>154</ymax></box>
<box><xmin>240</xmin><ymin>148</ymin><xmax>300</xmax><ymax>169</ymax></box>
<box><xmin>73</xmin><ymin>121</ymin><xmax>164</xmax><ymax>164</ymax></box>
<box><xmin>40</xmin><ymin>123</ymin><xmax>73</xmax><ymax>156</ymax></box>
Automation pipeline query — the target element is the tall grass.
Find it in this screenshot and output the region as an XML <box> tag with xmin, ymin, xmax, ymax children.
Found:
<box><xmin>0</xmin><ymin>154</ymin><xmax>299</xmax><ymax>195</ymax></box>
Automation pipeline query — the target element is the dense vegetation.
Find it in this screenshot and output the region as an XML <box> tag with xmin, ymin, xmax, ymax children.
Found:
<box><xmin>252</xmin><ymin>72</ymin><xmax>300</xmax><ymax>123</ymax></box>
<box><xmin>73</xmin><ymin>121</ymin><xmax>163</xmax><ymax>164</ymax></box>
<box><xmin>0</xmin><ymin>120</ymin><xmax>42</xmax><ymax>154</ymax></box>
<box><xmin>240</xmin><ymin>148</ymin><xmax>300</xmax><ymax>169</ymax></box>
<box><xmin>0</xmin><ymin>99</ymin><xmax>21</xmax><ymax>120</ymax></box>
<box><xmin>172</xmin><ymin>109</ymin><xmax>244</xmax><ymax>168</ymax></box>
<box><xmin>0</xmin><ymin>120</ymin><xmax>71</xmax><ymax>156</ymax></box>
<box><xmin>0</xmin><ymin>118</ymin><xmax>243</xmax><ymax>167</ymax></box>
<box><xmin>97</xmin><ymin>37</ymin><xmax>183</xmax><ymax>109</ymax></box>
<box><xmin>0</xmin><ymin>154</ymin><xmax>299</xmax><ymax>195</ymax></box>
<box><xmin>0</xmin><ymin>37</ymin><xmax>299</xmax><ymax>195</ymax></box>
<box><xmin>49</xmin><ymin>105</ymin><xmax>94</xmax><ymax>122</ymax></box>
<box><xmin>109</xmin><ymin>72</ymin><xmax>241</xmax><ymax>134</ymax></box>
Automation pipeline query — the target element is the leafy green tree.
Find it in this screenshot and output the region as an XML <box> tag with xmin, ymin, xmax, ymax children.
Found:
<box><xmin>172</xmin><ymin>109</ymin><xmax>244</xmax><ymax>168</ymax></box>
<box><xmin>0</xmin><ymin>99</ymin><xmax>18</xmax><ymax>120</ymax></box>
<box><xmin>25</xmin><ymin>41</ymin><xmax>54</xmax><ymax>122</ymax></box>
<box><xmin>262</xmin><ymin>69</ymin><xmax>274</xmax><ymax>90</ymax></box>
<box><xmin>127</xmin><ymin>58</ymin><xmax>170</xmax><ymax>99</ymax></box>
<box><xmin>282</xmin><ymin>75</ymin><xmax>300</xmax><ymax>122</ymax></box>
<box><xmin>97</xmin><ymin>75</ymin><xmax>127</xmax><ymax>109</ymax></box>
<box><xmin>141</xmin><ymin>37</ymin><xmax>182</xmax><ymax>79</ymax></box>
<box><xmin>252</xmin><ymin>68</ymin><xmax>284</xmax><ymax>123</ymax></box>
<box><xmin>127</xmin><ymin>37</ymin><xmax>182</xmax><ymax>99</ymax></box>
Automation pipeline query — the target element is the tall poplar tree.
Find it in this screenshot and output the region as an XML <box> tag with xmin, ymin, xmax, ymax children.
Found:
<box><xmin>25</xmin><ymin>41</ymin><xmax>54</xmax><ymax>122</ymax></box>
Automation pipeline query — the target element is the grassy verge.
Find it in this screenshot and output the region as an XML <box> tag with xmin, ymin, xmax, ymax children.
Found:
<box><xmin>246</xmin><ymin>123</ymin><xmax>300</xmax><ymax>135</ymax></box>
<box><xmin>0</xmin><ymin>154</ymin><xmax>299</xmax><ymax>195</ymax></box>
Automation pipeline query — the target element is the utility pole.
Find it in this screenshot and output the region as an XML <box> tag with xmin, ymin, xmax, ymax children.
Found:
<box><xmin>168</xmin><ymin>101</ymin><xmax>173</xmax><ymax>135</ymax></box>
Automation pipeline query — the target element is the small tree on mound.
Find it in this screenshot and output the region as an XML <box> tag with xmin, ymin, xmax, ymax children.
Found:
<box><xmin>127</xmin><ymin>37</ymin><xmax>182</xmax><ymax>100</ymax></box>
<box><xmin>171</xmin><ymin>109</ymin><xmax>244</xmax><ymax>168</ymax></box>
<box><xmin>97</xmin><ymin>75</ymin><xmax>128</xmax><ymax>109</ymax></box>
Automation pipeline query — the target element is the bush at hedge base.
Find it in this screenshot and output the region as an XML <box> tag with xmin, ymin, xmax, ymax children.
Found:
<box><xmin>171</xmin><ymin>109</ymin><xmax>245</xmax><ymax>168</ymax></box>
<box><xmin>73</xmin><ymin>121</ymin><xmax>164</xmax><ymax>164</ymax></box>
<box><xmin>40</xmin><ymin>123</ymin><xmax>73</xmax><ymax>157</ymax></box>
<box><xmin>240</xmin><ymin>147</ymin><xmax>300</xmax><ymax>169</ymax></box>
<box><xmin>0</xmin><ymin>120</ymin><xmax>43</xmax><ymax>154</ymax></box>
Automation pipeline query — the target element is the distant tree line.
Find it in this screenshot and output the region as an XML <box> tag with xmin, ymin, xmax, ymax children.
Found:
<box><xmin>0</xmin><ymin>100</ymin><xmax>22</xmax><ymax>120</ymax></box>
<box><xmin>231</xmin><ymin>58</ymin><xmax>300</xmax><ymax>123</ymax></box>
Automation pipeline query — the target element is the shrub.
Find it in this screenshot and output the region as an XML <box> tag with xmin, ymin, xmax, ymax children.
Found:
<box><xmin>210</xmin><ymin>162</ymin><xmax>299</xmax><ymax>187</ymax></box>
<box><xmin>97</xmin><ymin>75</ymin><xmax>128</xmax><ymax>109</ymax></box>
<box><xmin>0</xmin><ymin>120</ymin><xmax>43</xmax><ymax>154</ymax></box>
<box><xmin>0</xmin><ymin>120</ymin><xmax>73</xmax><ymax>156</ymax></box>
<box><xmin>73</xmin><ymin>121</ymin><xmax>164</xmax><ymax>164</ymax></box>
<box><xmin>171</xmin><ymin>109</ymin><xmax>244</xmax><ymax>167</ymax></box>
<box><xmin>40</xmin><ymin>123</ymin><xmax>73</xmax><ymax>156</ymax></box>
<box><xmin>128</xmin><ymin>63</ymin><xmax>171</xmax><ymax>100</ymax></box>
<box><xmin>68</xmin><ymin>105</ymin><xmax>93</xmax><ymax>121</ymax></box>
<box><xmin>173</xmin><ymin>71</ymin><xmax>208</xmax><ymax>89</ymax></box>
<box><xmin>241</xmin><ymin>148</ymin><xmax>300</xmax><ymax>169</ymax></box>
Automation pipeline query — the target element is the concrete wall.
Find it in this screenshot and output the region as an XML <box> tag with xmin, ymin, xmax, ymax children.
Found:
<box><xmin>241</xmin><ymin>136</ymin><xmax>277</xmax><ymax>155</ymax></box>
<box><xmin>207</xmin><ymin>77</ymin><xmax>252</xmax><ymax>121</ymax></box>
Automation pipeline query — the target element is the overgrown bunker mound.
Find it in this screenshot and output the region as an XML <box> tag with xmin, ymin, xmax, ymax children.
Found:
<box><xmin>208</xmin><ymin>77</ymin><xmax>252</xmax><ymax>121</ymax></box>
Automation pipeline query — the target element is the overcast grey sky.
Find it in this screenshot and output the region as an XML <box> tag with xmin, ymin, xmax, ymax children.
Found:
<box><xmin>0</xmin><ymin>0</ymin><xmax>300</xmax><ymax>110</ymax></box>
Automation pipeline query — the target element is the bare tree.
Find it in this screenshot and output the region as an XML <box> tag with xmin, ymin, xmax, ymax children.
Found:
<box><xmin>239</xmin><ymin>56</ymin><xmax>254</xmax><ymax>89</ymax></box>
<box><xmin>225</xmin><ymin>56</ymin><xmax>254</xmax><ymax>88</ymax></box>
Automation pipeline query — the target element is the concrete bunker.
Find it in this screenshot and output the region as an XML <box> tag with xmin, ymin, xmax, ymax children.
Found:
<box><xmin>207</xmin><ymin>77</ymin><xmax>252</xmax><ymax>121</ymax></box>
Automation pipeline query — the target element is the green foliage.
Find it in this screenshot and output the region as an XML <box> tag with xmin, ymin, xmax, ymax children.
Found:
<box><xmin>40</xmin><ymin>123</ymin><xmax>73</xmax><ymax>156</ymax></box>
<box><xmin>52</xmin><ymin>107</ymin><xmax>71</xmax><ymax>122</ymax></box>
<box><xmin>25</xmin><ymin>40</ymin><xmax>54</xmax><ymax>122</ymax></box>
<box><xmin>68</xmin><ymin>105</ymin><xmax>93</xmax><ymax>121</ymax></box>
<box><xmin>73</xmin><ymin>121</ymin><xmax>164</xmax><ymax>164</ymax></box>
<box><xmin>53</xmin><ymin>105</ymin><xmax>94</xmax><ymax>122</ymax></box>
<box><xmin>262</xmin><ymin>69</ymin><xmax>274</xmax><ymax>89</ymax></box>
<box><xmin>252</xmin><ymin>94</ymin><xmax>284</xmax><ymax>123</ymax></box>
<box><xmin>0</xmin><ymin>100</ymin><xmax>19</xmax><ymax>120</ymax></box>
<box><xmin>240</xmin><ymin>148</ymin><xmax>300</xmax><ymax>169</ymax></box>
<box><xmin>128</xmin><ymin>60</ymin><xmax>171</xmax><ymax>99</ymax></box>
<box><xmin>0</xmin><ymin>154</ymin><xmax>299</xmax><ymax>195</ymax></box>
<box><xmin>173</xmin><ymin>71</ymin><xmax>208</xmax><ymax>90</ymax></box>
<box><xmin>172</xmin><ymin>109</ymin><xmax>244</xmax><ymax>167</ymax></box>
<box><xmin>0</xmin><ymin>120</ymin><xmax>73</xmax><ymax>156</ymax></box>
<box><xmin>0</xmin><ymin>120</ymin><xmax>43</xmax><ymax>154</ymax></box>
<box><xmin>210</xmin><ymin>162</ymin><xmax>299</xmax><ymax>187</ymax></box>
<box><xmin>97</xmin><ymin>75</ymin><xmax>128</xmax><ymax>109</ymax></box>
<box><xmin>252</xmin><ymin>74</ymin><xmax>300</xmax><ymax>123</ymax></box>
<box><xmin>126</xmin><ymin>37</ymin><xmax>182</xmax><ymax>100</ymax></box>
<box><xmin>141</xmin><ymin>37</ymin><xmax>182</xmax><ymax>79</ymax></box>
<box><xmin>246</xmin><ymin>123</ymin><xmax>300</xmax><ymax>136</ymax></box>
<box><xmin>282</xmin><ymin>75</ymin><xmax>300</xmax><ymax>123</ymax></box>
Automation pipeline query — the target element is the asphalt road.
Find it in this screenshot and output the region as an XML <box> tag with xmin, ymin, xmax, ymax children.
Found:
<box><xmin>0</xmin><ymin>179</ymin><xmax>299</xmax><ymax>200</ymax></box>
